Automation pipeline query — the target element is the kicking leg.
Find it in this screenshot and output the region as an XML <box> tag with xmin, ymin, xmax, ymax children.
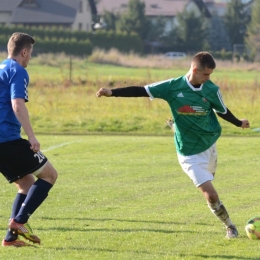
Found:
<box><xmin>199</xmin><ymin>181</ymin><xmax>238</xmax><ymax>238</ymax></box>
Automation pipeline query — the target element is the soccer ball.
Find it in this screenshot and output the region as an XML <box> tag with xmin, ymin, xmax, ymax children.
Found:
<box><xmin>245</xmin><ymin>216</ymin><xmax>260</xmax><ymax>240</ymax></box>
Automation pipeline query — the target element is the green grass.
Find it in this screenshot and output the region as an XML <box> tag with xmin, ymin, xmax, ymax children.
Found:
<box><xmin>25</xmin><ymin>82</ymin><xmax>260</xmax><ymax>136</ymax></box>
<box><xmin>1</xmin><ymin>135</ymin><xmax>260</xmax><ymax>259</ymax></box>
<box><xmin>20</xmin><ymin>54</ymin><xmax>260</xmax><ymax>136</ymax></box>
<box><xmin>0</xmin><ymin>51</ymin><xmax>258</xmax><ymax>136</ymax></box>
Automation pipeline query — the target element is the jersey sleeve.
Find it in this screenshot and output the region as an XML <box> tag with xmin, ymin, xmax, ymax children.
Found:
<box><xmin>211</xmin><ymin>89</ymin><xmax>227</xmax><ymax>114</ymax></box>
<box><xmin>144</xmin><ymin>79</ymin><xmax>172</xmax><ymax>101</ymax></box>
<box><xmin>10</xmin><ymin>67</ymin><xmax>29</xmax><ymax>102</ymax></box>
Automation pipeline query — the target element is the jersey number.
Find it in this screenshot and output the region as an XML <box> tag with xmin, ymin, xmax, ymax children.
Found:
<box><xmin>34</xmin><ymin>151</ymin><xmax>45</xmax><ymax>163</ymax></box>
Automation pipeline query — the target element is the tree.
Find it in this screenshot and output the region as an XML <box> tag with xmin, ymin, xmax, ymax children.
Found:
<box><xmin>207</xmin><ymin>13</ymin><xmax>232</xmax><ymax>51</ymax></box>
<box><xmin>173</xmin><ymin>10</ymin><xmax>207</xmax><ymax>52</ymax></box>
<box><xmin>102</xmin><ymin>10</ymin><xmax>118</xmax><ymax>32</ymax></box>
<box><xmin>117</xmin><ymin>0</ymin><xmax>149</xmax><ymax>40</ymax></box>
<box><xmin>245</xmin><ymin>0</ymin><xmax>260</xmax><ymax>60</ymax></box>
<box><xmin>224</xmin><ymin>0</ymin><xmax>248</xmax><ymax>46</ymax></box>
<box><xmin>146</xmin><ymin>16</ymin><xmax>167</xmax><ymax>42</ymax></box>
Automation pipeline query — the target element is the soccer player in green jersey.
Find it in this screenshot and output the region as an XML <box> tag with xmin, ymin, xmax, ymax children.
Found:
<box><xmin>96</xmin><ymin>52</ymin><xmax>250</xmax><ymax>239</ymax></box>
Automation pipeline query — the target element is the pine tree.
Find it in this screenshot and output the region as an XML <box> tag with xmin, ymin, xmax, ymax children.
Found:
<box><xmin>103</xmin><ymin>10</ymin><xmax>118</xmax><ymax>31</ymax></box>
<box><xmin>245</xmin><ymin>0</ymin><xmax>260</xmax><ymax>60</ymax></box>
<box><xmin>207</xmin><ymin>13</ymin><xmax>232</xmax><ymax>51</ymax></box>
<box><xmin>117</xmin><ymin>0</ymin><xmax>148</xmax><ymax>40</ymax></box>
<box><xmin>174</xmin><ymin>10</ymin><xmax>206</xmax><ymax>52</ymax></box>
<box><xmin>224</xmin><ymin>0</ymin><xmax>248</xmax><ymax>46</ymax></box>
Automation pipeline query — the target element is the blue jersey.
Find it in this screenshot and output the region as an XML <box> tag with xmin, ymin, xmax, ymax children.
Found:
<box><xmin>0</xmin><ymin>59</ymin><xmax>29</xmax><ymax>143</ymax></box>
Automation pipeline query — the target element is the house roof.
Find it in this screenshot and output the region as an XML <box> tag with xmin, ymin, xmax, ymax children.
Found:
<box><xmin>0</xmin><ymin>0</ymin><xmax>23</xmax><ymax>11</ymax></box>
<box><xmin>204</xmin><ymin>0</ymin><xmax>254</xmax><ymax>17</ymax></box>
<box><xmin>0</xmin><ymin>0</ymin><xmax>97</xmax><ymax>24</ymax></box>
<box><xmin>96</xmin><ymin>0</ymin><xmax>211</xmax><ymax>18</ymax></box>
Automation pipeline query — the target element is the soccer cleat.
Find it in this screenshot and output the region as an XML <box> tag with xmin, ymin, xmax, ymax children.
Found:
<box><xmin>2</xmin><ymin>238</ymin><xmax>33</xmax><ymax>247</ymax></box>
<box><xmin>9</xmin><ymin>219</ymin><xmax>41</xmax><ymax>244</ymax></box>
<box><xmin>226</xmin><ymin>225</ymin><xmax>239</xmax><ymax>238</ymax></box>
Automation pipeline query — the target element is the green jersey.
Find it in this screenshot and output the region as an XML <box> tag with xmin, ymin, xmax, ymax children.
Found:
<box><xmin>145</xmin><ymin>76</ymin><xmax>227</xmax><ymax>156</ymax></box>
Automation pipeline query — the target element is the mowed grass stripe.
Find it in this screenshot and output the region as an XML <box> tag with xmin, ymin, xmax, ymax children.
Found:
<box><xmin>0</xmin><ymin>135</ymin><xmax>260</xmax><ymax>259</ymax></box>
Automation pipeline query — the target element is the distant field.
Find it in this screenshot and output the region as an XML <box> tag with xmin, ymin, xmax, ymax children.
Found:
<box><xmin>1</xmin><ymin>135</ymin><xmax>260</xmax><ymax>259</ymax></box>
<box><xmin>1</xmin><ymin>51</ymin><xmax>260</xmax><ymax>136</ymax></box>
<box><xmin>26</xmin><ymin>59</ymin><xmax>260</xmax><ymax>136</ymax></box>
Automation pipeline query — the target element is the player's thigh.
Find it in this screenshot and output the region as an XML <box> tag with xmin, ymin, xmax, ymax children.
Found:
<box><xmin>177</xmin><ymin>150</ymin><xmax>214</xmax><ymax>187</ymax></box>
<box><xmin>208</xmin><ymin>143</ymin><xmax>217</xmax><ymax>174</ymax></box>
<box><xmin>0</xmin><ymin>138</ymin><xmax>48</xmax><ymax>183</ymax></box>
<box><xmin>36</xmin><ymin>161</ymin><xmax>57</xmax><ymax>185</ymax></box>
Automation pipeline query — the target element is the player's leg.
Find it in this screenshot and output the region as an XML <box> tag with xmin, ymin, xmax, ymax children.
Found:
<box><xmin>177</xmin><ymin>143</ymin><xmax>238</xmax><ymax>238</ymax></box>
<box><xmin>9</xmin><ymin>161</ymin><xmax>57</xmax><ymax>244</ymax></box>
<box><xmin>14</xmin><ymin>161</ymin><xmax>57</xmax><ymax>223</ymax></box>
<box><xmin>198</xmin><ymin>181</ymin><xmax>238</xmax><ymax>238</ymax></box>
<box><xmin>3</xmin><ymin>174</ymin><xmax>35</xmax><ymax>245</ymax></box>
<box><xmin>0</xmin><ymin>139</ymin><xmax>57</xmax><ymax>244</ymax></box>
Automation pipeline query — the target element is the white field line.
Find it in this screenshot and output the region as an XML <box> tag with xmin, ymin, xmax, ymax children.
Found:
<box><xmin>42</xmin><ymin>141</ymin><xmax>78</xmax><ymax>152</ymax></box>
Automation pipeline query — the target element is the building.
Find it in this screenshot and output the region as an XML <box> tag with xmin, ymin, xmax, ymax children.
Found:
<box><xmin>96</xmin><ymin>0</ymin><xmax>211</xmax><ymax>34</ymax></box>
<box><xmin>204</xmin><ymin>0</ymin><xmax>254</xmax><ymax>17</ymax></box>
<box><xmin>0</xmin><ymin>0</ymin><xmax>97</xmax><ymax>32</ymax></box>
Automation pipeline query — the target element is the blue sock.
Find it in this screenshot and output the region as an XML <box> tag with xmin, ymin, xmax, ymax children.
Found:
<box><xmin>14</xmin><ymin>179</ymin><xmax>53</xmax><ymax>224</ymax></box>
<box><xmin>5</xmin><ymin>193</ymin><xmax>26</xmax><ymax>242</ymax></box>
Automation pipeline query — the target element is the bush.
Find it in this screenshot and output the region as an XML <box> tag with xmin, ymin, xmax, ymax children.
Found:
<box><xmin>0</xmin><ymin>25</ymin><xmax>143</xmax><ymax>55</ymax></box>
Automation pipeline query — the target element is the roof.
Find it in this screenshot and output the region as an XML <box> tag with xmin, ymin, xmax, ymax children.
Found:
<box><xmin>0</xmin><ymin>0</ymin><xmax>97</xmax><ymax>24</ymax></box>
<box><xmin>204</xmin><ymin>0</ymin><xmax>254</xmax><ymax>17</ymax></box>
<box><xmin>96</xmin><ymin>0</ymin><xmax>211</xmax><ymax>18</ymax></box>
<box><xmin>0</xmin><ymin>0</ymin><xmax>23</xmax><ymax>11</ymax></box>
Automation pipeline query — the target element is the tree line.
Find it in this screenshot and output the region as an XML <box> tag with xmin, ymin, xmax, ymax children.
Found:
<box><xmin>0</xmin><ymin>25</ymin><xmax>143</xmax><ymax>55</ymax></box>
<box><xmin>97</xmin><ymin>0</ymin><xmax>260</xmax><ymax>61</ymax></box>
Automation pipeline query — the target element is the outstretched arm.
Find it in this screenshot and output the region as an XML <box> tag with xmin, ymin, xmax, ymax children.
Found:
<box><xmin>96</xmin><ymin>86</ymin><xmax>148</xmax><ymax>97</ymax></box>
<box><xmin>216</xmin><ymin>108</ymin><xmax>250</xmax><ymax>129</ymax></box>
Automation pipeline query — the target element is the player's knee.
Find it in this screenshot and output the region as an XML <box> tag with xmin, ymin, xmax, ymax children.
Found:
<box><xmin>49</xmin><ymin>167</ymin><xmax>58</xmax><ymax>184</ymax></box>
<box><xmin>37</xmin><ymin>162</ymin><xmax>58</xmax><ymax>185</ymax></box>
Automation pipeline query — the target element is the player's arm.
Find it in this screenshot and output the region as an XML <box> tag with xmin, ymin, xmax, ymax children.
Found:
<box><xmin>11</xmin><ymin>98</ymin><xmax>40</xmax><ymax>152</ymax></box>
<box><xmin>96</xmin><ymin>86</ymin><xmax>149</xmax><ymax>97</ymax></box>
<box><xmin>216</xmin><ymin>108</ymin><xmax>250</xmax><ymax>129</ymax></box>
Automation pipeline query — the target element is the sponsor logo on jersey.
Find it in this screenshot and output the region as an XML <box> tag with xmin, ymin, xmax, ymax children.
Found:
<box><xmin>177</xmin><ymin>105</ymin><xmax>206</xmax><ymax>115</ymax></box>
<box><xmin>177</xmin><ymin>92</ymin><xmax>184</xmax><ymax>97</ymax></box>
<box><xmin>202</xmin><ymin>97</ymin><xmax>208</xmax><ymax>102</ymax></box>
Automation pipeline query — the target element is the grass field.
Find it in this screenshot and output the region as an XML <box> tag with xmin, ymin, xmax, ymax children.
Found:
<box><xmin>1</xmin><ymin>135</ymin><xmax>260</xmax><ymax>259</ymax></box>
<box><xmin>25</xmin><ymin>53</ymin><xmax>260</xmax><ymax>136</ymax></box>
<box><xmin>1</xmin><ymin>51</ymin><xmax>260</xmax><ymax>136</ymax></box>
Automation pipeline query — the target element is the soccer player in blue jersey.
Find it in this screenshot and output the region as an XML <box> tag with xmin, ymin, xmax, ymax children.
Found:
<box><xmin>96</xmin><ymin>52</ymin><xmax>250</xmax><ymax>239</ymax></box>
<box><xmin>0</xmin><ymin>33</ymin><xmax>58</xmax><ymax>247</ymax></box>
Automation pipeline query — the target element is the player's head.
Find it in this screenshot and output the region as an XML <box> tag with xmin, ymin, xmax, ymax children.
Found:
<box><xmin>192</xmin><ymin>52</ymin><xmax>216</xmax><ymax>70</ymax></box>
<box><xmin>190</xmin><ymin>52</ymin><xmax>216</xmax><ymax>84</ymax></box>
<box><xmin>7</xmin><ymin>32</ymin><xmax>35</xmax><ymax>68</ymax></box>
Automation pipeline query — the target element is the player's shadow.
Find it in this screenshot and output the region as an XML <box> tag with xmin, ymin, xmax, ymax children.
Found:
<box><xmin>195</xmin><ymin>255</ymin><xmax>259</xmax><ymax>260</ymax></box>
<box><xmin>40</xmin><ymin>216</ymin><xmax>199</xmax><ymax>226</ymax></box>
<box><xmin>33</xmin><ymin>217</ymin><xmax>218</xmax><ymax>235</ymax></box>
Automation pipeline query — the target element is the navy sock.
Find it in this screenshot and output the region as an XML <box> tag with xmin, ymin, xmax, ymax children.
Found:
<box><xmin>5</xmin><ymin>193</ymin><xmax>26</xmax><ymax>242</ymax></box>
<box><xmin>14</xmin><ymin>179</ymin><xmax>53</xmax><ymax>224</ymax></box>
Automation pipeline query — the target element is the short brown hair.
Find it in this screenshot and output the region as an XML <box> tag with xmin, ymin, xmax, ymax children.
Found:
<box><xmin>7</xmin><ymin>32</ymin><xmax>35</xmax><ymax>56</ymax></box>
<box><xmin>192</xmin><ymin>52</ymin><xmax>216</xmax><ymax>70</ymax></box>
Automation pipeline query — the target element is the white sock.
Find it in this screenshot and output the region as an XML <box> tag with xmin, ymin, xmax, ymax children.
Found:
<box><xmin>207</xmin><ymin>200</ymin><xmax>233</xmax><ymax>228</ymax></box>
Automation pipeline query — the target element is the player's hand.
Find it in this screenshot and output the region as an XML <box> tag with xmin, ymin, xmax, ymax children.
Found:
<box><xmin>240</xmin><ymin>119</ymin><xmax>250</xmax><ymax>129</ymax></box>
<box><xmin>28</xmin><ymin>136</ymin><xmax>40</xmax><ymax>152</ymax></box>
<box><xmin>96</xmin><ymin>88</ymin><xmax>112</xmax><ymax>97</ymax></box>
